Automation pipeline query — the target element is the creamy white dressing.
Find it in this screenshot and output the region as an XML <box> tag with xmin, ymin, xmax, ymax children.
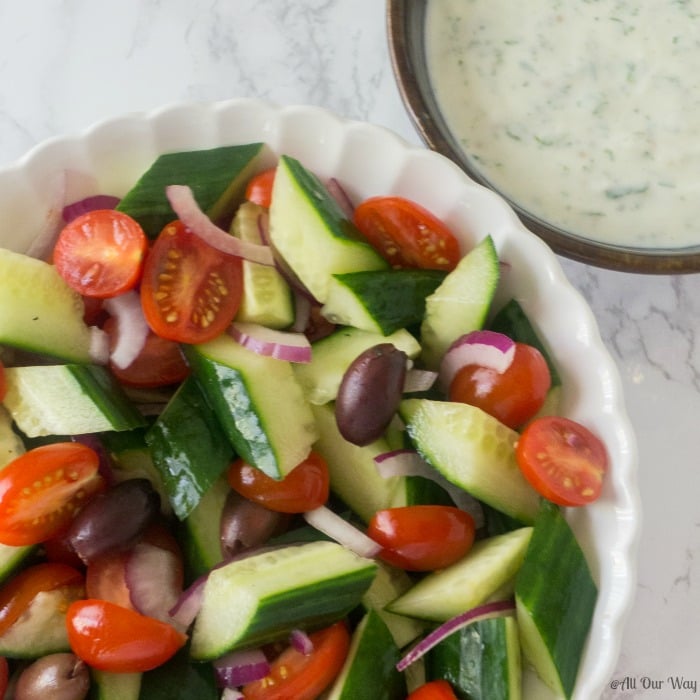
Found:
<box><xmin>425</xmin><ymin>0</ymin><xmax>700</xmax><ymax>249</ymax></box>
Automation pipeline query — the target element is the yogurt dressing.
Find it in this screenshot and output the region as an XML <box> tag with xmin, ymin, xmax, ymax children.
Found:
<box><xmin>425</xmin><ymin>0</ymin><xmax>700</xmax><ymax>249</ymax></box>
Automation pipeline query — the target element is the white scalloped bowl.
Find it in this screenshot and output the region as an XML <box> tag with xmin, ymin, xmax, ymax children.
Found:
<box><xmin>0</xmin><ymin>99</ymin><xmax>639</xmax><ymax>699</ymax></box>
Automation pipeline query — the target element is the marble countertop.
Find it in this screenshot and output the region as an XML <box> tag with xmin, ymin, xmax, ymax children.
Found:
<box><xmin>1</xmin><ymin>1</ymin><xmax>698</xmax><ymax>697</ymax></box>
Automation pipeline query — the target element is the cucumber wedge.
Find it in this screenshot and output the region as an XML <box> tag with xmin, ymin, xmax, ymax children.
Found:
<box><xmin>0</xmin><ymin>248</ymin><xmax>96</xmax><ymax>363</ymax></box>
<box><xmin>386</xmin><ymin>528</ymin><xmax>533</xmax><ymax>622</ymax></box>
<box><xmin>230</xmin><ymin>201</ymin><xmax>294</xmax><ymax>328</ymax></box>
<box><xmin>420</xmin><ymin>235</ymin><xmax>500</xmax><ymax>369</ymax></box>
<box><xmin>0</xmin><ymin>405</ymin><xmax>24</xmax><ymax>469</ymax></box>
<box><xmin>294</xmin><ymin>326</ymin><xmax>421</xmax><ymax>406</ymax></box>
<box><xmin>116</xmin><ymin>143</ymin><xmax>265</xmax><ymax>238</ymax></box>
<box><xmin>269</xmin><ymin>155</ymin><xmax>388</xmax><ymax>303</ymax></box>
<box><xmin>89</xmin><ymin>670</ymin><xmax>142</xmax><ymax>700</ymax></box>
<box><xmin>425</xmin><ymin>615</ymin><xmax>522</xmax><ymax>700</ymax></box>
<box><xmin>184</xmin><ymin>334</ymin><xmax>318</xmax><ymax>480</ymax></box>
<box><xmin>138</xmin><ymin>646</ymin><xmax>218</xmax><ymax>700</ymax></box>
<box><xmin>321</xmin><ymin>269</ymin><xmax>446</xmax><ymax>335</ymax></box>
<box><xmin>3</xmin><ymin>364</ymin><xmax>146</xmax><ymax>438</ymax></box>
<box><xmin>515</xmin><ymin>502</ymin><xmax>597</xmax><ymax>699</ymax></box>
<box><xmin>399</xmin><ymin>399</ymin><xmax>541</xmax><ymax>524</ymax></box>
<box><xmin>190</xmin><ymin>540</ymin><xmax>377</xmax><ymax>660</ymax></box>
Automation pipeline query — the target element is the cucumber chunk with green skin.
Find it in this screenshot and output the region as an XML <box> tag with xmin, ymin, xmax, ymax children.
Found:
<box><xmin>321</xmin><ymin>269</ymin><xmax>446</xmax><ymax>336</ymax></box>
<box><xmin>190</xmin><ymin>540</ymin><xmax>377</xmax><ymax>660</ymax></box>
<box><xmin>420</xmin><ymin>235</ymin><xmax>500</xmax><ymax>369</ymax></box>
<box><xmin>269</xmin><ymin>155</ymin><xmax>388</xmax><ymax>303</ymax></box>
<box><xmin>116</xmin><ymin>143</ymin><xmax>265</xmax><ymax>238</ymax></box>
<box><xmin>0</xmin><ymin>405</ymin><xmax>24</xmax><ymax>469</ymax></box>
<box><xmin>0</xmin><ymin>543</ymin><xmax>36</xmax><ymax>587</ymax></box>
<box><xmin>386</xmin><ymin>528</ymin><xmax>533</xmax><ymax>623</ymax></box>
<box><xmin>0</xmin><ymin>248</ymin><xmax>97</xmax><ymax>363</ymax></box>
<box><xmin>515</xmin><ymin>502</ymin><xmax>597</xmax><ymax>699</ymax></box>
<box><xmin>294</xmin><ymin>326</ymin><xmax>421</xmax><ymax>406</ymax></box>
<box><xmin>138</xmin><ymin>646</ymin><xmax>218</xmax><ymax>700</ymax></box>
<box><xmin>145</xmin><ymin>375</ymin><xmax>234</xmax><ymax>520</ymax></box>
<box><xmin>425</xmin><ymin>615</ymin><xmax>522</xmax><ymax>700</ymax></box>
<box><xmin>229</xmin><ymin>201</ymin><xmax>295</xmax><ymax>328</ymax></box>
<box><xmin>399</xmin><ymin>399</ymin><xmax>541</xmax><ymax>524</ymax></box>
<box><xmin>325</xmin><ymin>610</ymin><xmax>407</xmax><ymax>700</ymax></box>
<box><xmin>184</xmin><ymin>334</ymin><xmax>318</xmax><ymax>480</ymax></box>
<box><xmin>3</xmin><ymin>364</ymin><xmax>146</xmax><ymax>438</ymax></box>
<box><xmin>89</xmin><ymin>670</ymin><xmax>141</xmax><ymax>700</ymax></box>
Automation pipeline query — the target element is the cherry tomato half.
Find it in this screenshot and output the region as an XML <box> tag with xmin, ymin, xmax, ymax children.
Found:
<box><xmin>140</xmin><ymin>219</ymin><xmax>243</xmax><ymax>344</ymax></box>
<box><xmin>353</xmin><ymin>196</ymin><xmax>461</xmax><ymax>271</ymax></box>
<box><xmin>449</xmin><ymin>342</ymin><xmax>551</xmax><ymax>429</ymax></box>
<box><xmin>367</xmin><ymin>505</ymin><xmax>476</xmax><ymax>572</ymax></box>
<box><xmin>516</xmin><ymin>416</ymin><xmax>608</xmax><ymax>506</ymax></box>
<box><xmin>227</xmin><ymin>451</ymin><xmax>330</xmax><ymax>513</ymax></box>
<box><xmin>0</xmin><ymin>562</ymin><xmax>84</xmax><ymax>637</ymax></box>
<box><xmin>0</xmin><ymin>443</ymin><xmax>104</xmax><ymax>546</ymax></box>
<box><xmin>53</xmin><ymin>209</ymin><xmax>148</xmax><ymax>298</ymax></box>
<box><xmin>407</xmin><ymin>680</ymin><xmax>459</xmax><ymax>700</ymax></box>
<box><xmin>66</xmin><ymin>599</ymin><xmax>187</xmax><ymax>673</ymax></box>
<box><xmin>103</xmin><ymin>316</ymin><xmax>190</xmax><ymax>388</ymax></box>
<box><xmin>242</xmin><ymin>621</ymin><xmax>350</xmax><ymax>700</ymax></box>
<box><xmin>245</xmin><ymin>168</ymin><xmax>277</xmax><ymax>209</ymax></box>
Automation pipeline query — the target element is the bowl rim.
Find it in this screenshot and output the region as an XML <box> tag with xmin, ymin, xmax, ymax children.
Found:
<box><xmin>386</xmin><ymin>0</ymin><xmax>700</xmax><ymax>274</ymax></box>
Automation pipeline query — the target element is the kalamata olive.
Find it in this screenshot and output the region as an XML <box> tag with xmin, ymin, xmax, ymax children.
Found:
<box><xmin>15</xmin><ymin>653</ymin><xmax>90</xmax><ymax>700</ymax></box>
<box><xmin>335</xmin><ymin>343</ymin><xmax>407</xmax><ymax>446</ymax></box>
<box><xmin>220</xmin><ymin>490</ymin><xmax>288</xmax><ymax>558</ymax></box>
<box><xmin>66</xmin><ymin>478</ymin><xmax>161</xmax><ymax>564</ymax></box>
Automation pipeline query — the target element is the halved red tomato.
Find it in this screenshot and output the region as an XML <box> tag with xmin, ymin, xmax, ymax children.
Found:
<box><xmin>516</xmin><ymin>416</ymin><xmax>608</xmax><ymax>506</ymax></box>
<box><xmin>227</xmin><ymin>451</ymin><xmax>330</xmax><ymax>513</ymax></box>
<box><xmin>66</xmin><ymin>599</ymin><xmax>187</xmax><ymax>673</ymax></box>
<box><xmin>103</xmin><ymin>316</ymin><xmax>190</xmax><ymax>388</ymax></box>
<box><xmin>0</xmin><ymin>443</ymin><xmax>104</xmax><ymax>546</ymax></box>
<box><xmin>0</xmin><ymin>562</ymin><xmax>84</xmax><ymax>637</ymax></box>
<box><xmin>140</xmin><ymin>220</ymin><xmax>243</xmax><ymax>344</ymax></box>
<box><xmin>53</xmin><ymin>209</ymin><xmax>147</xmax><ymax>298</ymax></box>
<box><xmin>367</xmin><ymin>505</ymin><xmax>476</xmax><ymax>571</ymax></box>
<box><xmin>242</xmin><ymin>621</ymin><xmax>350</xmax><ymax>700</ymax></box>
<box><xmin>353</xmin><ymin>196</ymin><xmax>461</xmax><ymax>271</ymax></box>
<box><xmin>407</xmin><ymin>680</ymin><xmax>459</xmax><ymax>700</ymax></box>
<box><xmin>449</xmin><ymin>342</ymin><xmax>551</xmax><ymax>429</ymax></box>
<box><xmin>245</xmin><ymin>168</ymin><xmax>277</xmax><ymax>209</ymax></box>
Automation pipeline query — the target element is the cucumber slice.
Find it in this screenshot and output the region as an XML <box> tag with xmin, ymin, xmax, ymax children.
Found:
<box><xmin>420</xmin><ymin>235</ymin><xmax>500</xmax><ymax>369</ymax></box>
<box><xmin>325</xmin><ymin>610</ymin><xmax>406</xmax><ymax>700</ymax></box>
<box><xmin>138</xmin><ymin>646</ymin><xmax>218</xmax><ymax>700</ymax></box>
<box><xmin>399</xmin><ymin>399</ymin><xmax>541</xmax><ymax>524</ymax></box>
<box><xmin>515</xmin><ymin>502</ymin><xmax>597</xmax><ymax>699</ymax></box>
<box><xmin>3</xmin><ymin>364</ymin><xmax>146</xmax><ymax>438</ymax></box>
<box><xmin>269</xmin><ymin>155</ymin><xmax>388</xmax><ymax>303</ymax></box>
<box><xmin>321</xmin><ymin>269</ymin><xmax>446</xmax><ymax>335</ymax></box>
<box><xmin>0</xmin><ymin>543</ymin><xmax>36</xmax><ymax>587</ymax></box>
<box><xmin>425</xmin><ymin>615</ymin><xmax>522</xmax><ymax>700</ymax></box>
<box><xmin>89</xmin><ymin>670</ymin><xmax>141</xmax><ymax>700</ymax></box>
<box><xmin>190</xmin><ymin>540</ymin><xmax>377</xmax><ymax>660</ymax></box>
<box><xmin>116</xmin><ymin>143</ymin><xmax>265</xmax><ymax>238</ymax></box>
<box><xmin>0</xmin><ymin>248</ymin><xmax>96</xmax><ymax>363</ymax></box>
<box><xmin>184</xmin><ymin>334</ymin><xmax>318</xmax><ymax>480</ymax></box>
<box><xmin>230</xmin><ymin>201</ymin><xmax>295</xmax><ymax>328</ymax></box>
<box><xmin>145</xmin><ymin>376</ymin><xmax>234</xmax><ymax>520</ymax></box>
<box><xmin>294</xmin><ymin>327</ymin><xmax>421</xmax><ymax>406</ymax></box>
<box><xmin>386</xmin><ymin>527</ymin><xmax>533</xmax><ymax>622</ymax></box>
<box><xmin>0</xmin><ymin>404</ymin><xmax>24</xmax><ymax>469</ymax></box>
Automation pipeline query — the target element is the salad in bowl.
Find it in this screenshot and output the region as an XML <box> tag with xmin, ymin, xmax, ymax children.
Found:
<box><xmin>0</xmin><ymin>99</ymin><xmax>638</xmax><ymax>699</ymax></box>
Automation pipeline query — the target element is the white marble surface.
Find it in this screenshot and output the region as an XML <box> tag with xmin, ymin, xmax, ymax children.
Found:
<box><xmin>1</xmin><ymin>1</ymin><xmax>699</xmax><ymax>697</ymax></box>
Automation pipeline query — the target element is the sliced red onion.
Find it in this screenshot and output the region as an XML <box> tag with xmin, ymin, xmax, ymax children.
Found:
<box><xmin>228</xmin><ymin>321</ymin><xmax>312</xmax><ymax>363</ymax></box>
<box><xmin>290</xmin><ymin>628</ymin><xmax>314</xmax><ymax>656</ymax></box>
<box><xmin>169</xmin><ymin>574</ymin><xmax>207</xmax><ymax>629</ymax></box>
<box><xmin>403</xmin><ymin>368</ymin><xmax>438</xmax><ymax>393</ymax></box>
<box><xmin>374</xmin><ymin>449</ymin><xmax>484</xmax><ymax>527</ymax></box>
<box><xmin>125</xmin><ymin>542</ymin><xmax>184</xmax><ymax>630</ymax></box>
<box><xmin>325</xmin><ymin>178</ymin><xmax>355</xmax><ymax>219</ymax></box>
<box><xmin>62</xmin><ymin>194</ymin><xmax>120</xmax><ymax>223</ymax></box>
<box><xmin>438</xmin><ymin>330</ymin><xmax>516</xmax><ymax>391</ymax></box>
<box><xmin>290</xmin><ymin>292</ymin><xmax>312</xmax><ymax>333</ymax></box>
<box><xmin>396</xmin><ymin>599</ymin><xmax>516</xmax><ymax>672</ymax></box>
<box><xmin>213</xmin><ymin>648</ymin><xmax>270</xmax><ymax>688</ymax></box>
<box><xmin>165</xmin><ymin>185</ymin><xmax>275</xmax><ymax>266</ymax></box>
<box><xmin>103</xmin><ymin>290</ymin><xmax>150</xmax><ymax>369</ymax></box>
<box><xmin>303</xmin><ymin>506</ymin><xmax>381</xmax><ymax>559</ymax></box>
<box><xmin>88</xmin><ymin>326</ymin><xmax>110</xmax><ymax>365</ymax></box>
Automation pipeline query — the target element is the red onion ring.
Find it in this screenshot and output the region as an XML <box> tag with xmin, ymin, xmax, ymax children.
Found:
<box><xmin>213</xmin><ymin>647</ymin><xmax>270</xmax><ymax>687</ymax></box>
<box><xmin>103</xmin><ymin>290</ymin><xmax>150</xmax><ymax>369</ymax></box>
<box><xmin>303</xmin><ymin>506</ymin><xmax>381</xmax><ymax>559</ymax></box>
<box><xmin>228</xmin><ymin>321</ymin><xmax>312</xmax><ymax>363</ymax></box>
